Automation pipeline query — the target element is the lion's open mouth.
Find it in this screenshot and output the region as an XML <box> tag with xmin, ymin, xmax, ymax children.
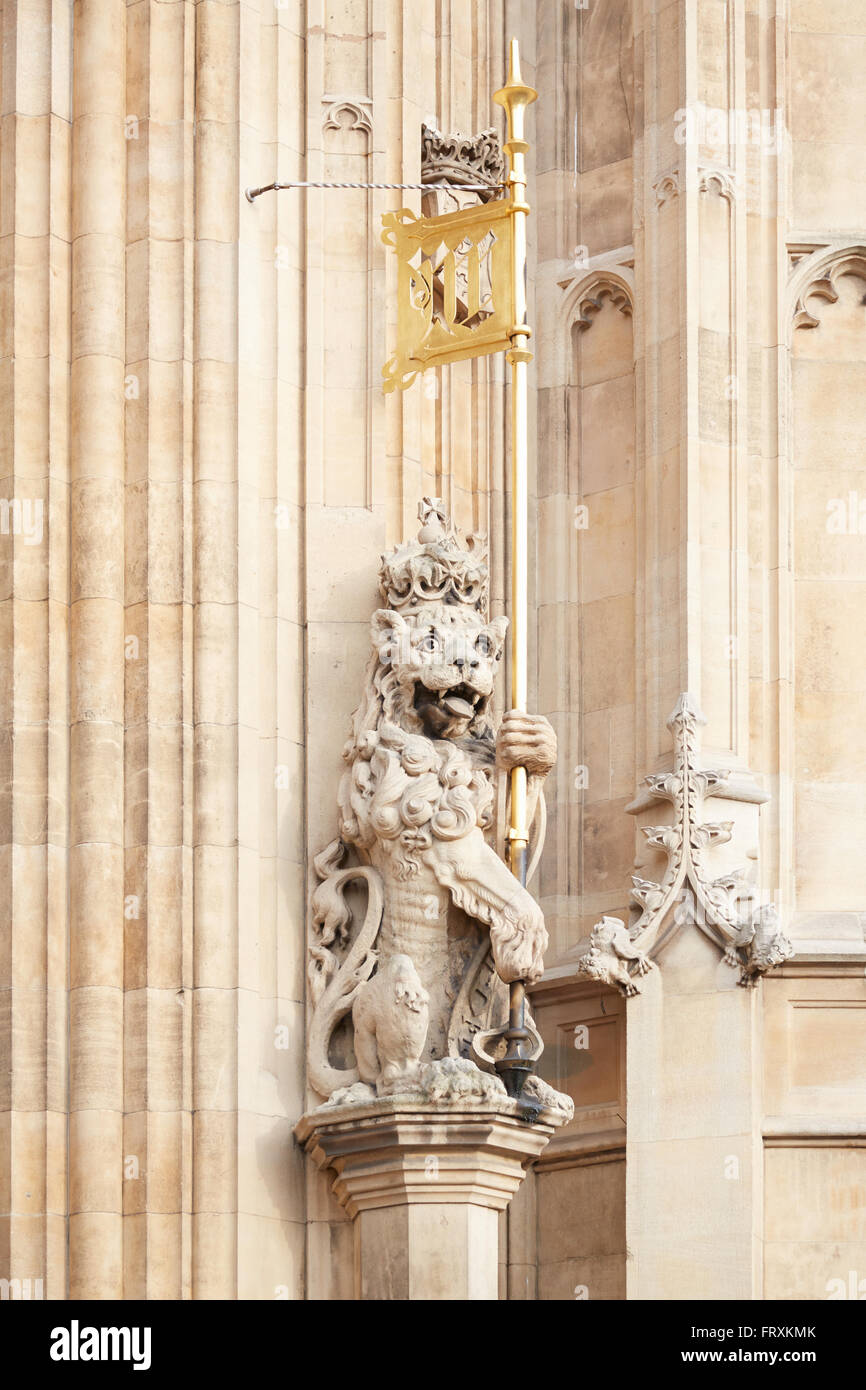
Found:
<box><xmin>414</xmin><ymin>680</ymin><xmax>484</xmax><ymax>723</ymax></box>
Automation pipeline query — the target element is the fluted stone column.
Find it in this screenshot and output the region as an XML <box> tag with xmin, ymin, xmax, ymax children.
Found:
<box><xmin>68</xmin><ymin>0</ymin><xmax>127</xmax><ymax>1301</ymax></box>
<box><xmin>0</xmin><ymin>0</ymin><xmax>518</xmax><ymax>1304</ymax></box>
<box><xmin>122</xmin><ymin>0</ymin><xmax>195</xmax><ymax>1301</ymax></box>
<box><xmin>191</xmin><ymin>0</ymin><xmax>240</xmax><ymax>1300</ymax></box>
<box><xmin>0</xmin><ymin>0</ymin><xmax>73</xmax><ymax>1302</ymax></box>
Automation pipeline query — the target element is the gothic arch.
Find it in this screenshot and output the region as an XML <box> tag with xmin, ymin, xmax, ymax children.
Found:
<box><xmin>572</xmin><ymin>278</ymin><xmax>634</xmax><ymax>333</ymax></box>
<box><xmin>788</xmin><ymin>244</ymin><xmax>866</xmax><ymax>336</ymax></box>
<box><xmin>548</xmin><ymin>267</ymin><xmax>635</xmax><ymax>386</ymax></box>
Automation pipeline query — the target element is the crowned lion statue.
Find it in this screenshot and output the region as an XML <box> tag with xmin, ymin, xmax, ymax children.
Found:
<box><xmin>306</xmin><ymin>499</ymin><xmax>565</xmax><ymax>1110</ymax></box>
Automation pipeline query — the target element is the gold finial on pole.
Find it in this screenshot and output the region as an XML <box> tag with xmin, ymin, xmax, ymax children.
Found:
<box><xmin>493</xmin><ymin>35</ymin><xmax>538</xmax><ymax>158</ymax></box>
<box><xmin>493</xmin><ymin>39</ymin><xmax>538</xmax><ymax>1100</ymax></box>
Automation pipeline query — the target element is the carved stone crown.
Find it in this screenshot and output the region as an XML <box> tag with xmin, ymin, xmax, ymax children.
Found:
<box><xmin>378</xmin><ymin>498</ymin><xmax>489</xmax><ymax>613</ymax></box>
<box><xmin>421</xmin><ymin>124</ymin><xmax>504</xmax><ymax>199</ymax></box>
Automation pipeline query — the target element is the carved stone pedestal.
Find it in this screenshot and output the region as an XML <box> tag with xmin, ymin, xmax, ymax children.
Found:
<box><xmin>296</xmin><ymin>1096</ymin><xmax>561</xmax><ymax>1300</ymax></box>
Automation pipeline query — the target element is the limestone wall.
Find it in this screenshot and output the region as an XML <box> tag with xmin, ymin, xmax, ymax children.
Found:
<box><xmin>526</xmin><ymin>0</ymin><xmax>866</xmax><ymax>1302</ymax></box>
<box><xmin>0</xmin><ymin>0</ymin><xmax>518</xmax><ymax>1301</ymax></box>
<box><xmin>1</xmin><ymin>0</ymin><xmax>864</xmax><ymax>1303</ymax></box>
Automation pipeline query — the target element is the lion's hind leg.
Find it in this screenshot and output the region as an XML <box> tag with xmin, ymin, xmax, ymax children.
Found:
<box><xmin>350</xmin><ymin>986</ymin><xmax>381</xmax><ymax>1086</ymax></box>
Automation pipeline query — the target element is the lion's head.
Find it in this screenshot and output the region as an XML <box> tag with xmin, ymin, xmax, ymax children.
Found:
<box><xmin>370</xmin><ymin>603</ymin><xmax>508</xmax><ymax>742</ymax></box>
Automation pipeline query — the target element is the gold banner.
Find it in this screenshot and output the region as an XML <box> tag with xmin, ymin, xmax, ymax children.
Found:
<box><xmin>381</xmin><ymin>197</ymin><xmax>515</xmax><ymax>392</ymax></box>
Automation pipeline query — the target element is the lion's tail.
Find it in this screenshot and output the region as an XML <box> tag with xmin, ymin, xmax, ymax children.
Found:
<box><xmin>307</xmin><ymin>845</ymin><xmax>384</xmax><ymax>1099</ymax></box>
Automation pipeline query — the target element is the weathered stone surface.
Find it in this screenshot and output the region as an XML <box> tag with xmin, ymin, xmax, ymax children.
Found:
<box><xmin>305</xmin><ymin>501</ymin><xmax>559</xmax><ymax>1102</ymax></box>
<box><xmin>2</xmin><ymin>0</ymin><xmax>865</xmax><ymax>1308</ymax></box>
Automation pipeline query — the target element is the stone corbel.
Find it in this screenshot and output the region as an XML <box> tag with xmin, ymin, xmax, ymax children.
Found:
<box><xmin>296</xmin><ymin>1091</ymin><xmax>561</xmax><ymax>1299</ymax></box>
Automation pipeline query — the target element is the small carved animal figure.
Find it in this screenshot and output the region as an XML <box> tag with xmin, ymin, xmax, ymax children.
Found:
<box><xmin>726</xmin><ymin>903</ymin><xmax>794</xmax><ymax>985</ymax></box>
<box><xmin>581</xmin><ymin>916</ymin><xmax>653</xmax><ymax>997</ymax></box>
<box><xmin>352</xmin><ymin>954</ymin><xmax>430</xmax><ymax>1092</ymax></box>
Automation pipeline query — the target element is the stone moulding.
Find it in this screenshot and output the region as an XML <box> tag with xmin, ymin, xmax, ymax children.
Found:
<box><xmin>653</xmin><ymin>170</ymin><xmax>680</xmax><ymax>207</ymax></box>
<box><xmin>548</xmin><ymin>258</ymin><xmax>635</xmax><ymax>386</ymax></box>
<box><xmin>295</xmin><ymin>1095</ymin><xmax>561</xmax><ymax>1217</ymax></box>
<box><xmin>793</xmin><ymin>274</ymin><xmax>838</xmax><ymax>332</ymax></box>
<box><xmin>651</xmin><ymin>166</ymin><xmax>738</xmax><ymax>210</ymax></box>
<box><xmin>698</xmin><ymin>166</ymin><xmax>738</xmax><ymax>203</ymax></box>
<box><xmin>572</xmin><ymin>279</ymin><xmax>634</xmax><ymax>332</ymax></box>
<box><xmin>321</xmin><ymin>94</ymin><xmax>373</xmax><ymax>138</ymax></box>
<box><xmin>788</xmin><ymin>244</ymin><xmax>866</xmax><ymax>335</ymax></box>
<box><xmin>577</xmin><ymin>693</ymin><xmax>793</xmax><ymax>996</ymax></box>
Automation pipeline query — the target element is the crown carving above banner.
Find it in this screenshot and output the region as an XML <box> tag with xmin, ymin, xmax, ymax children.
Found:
<box><xmin>420</xmin><ymin>123</ymin><xmax>504</xmax><ymax>197</ymax></box>
<box><xmin>378</xmin><ymin>498</ymin><xmax>489</xmax><ymax>612</ymax></box>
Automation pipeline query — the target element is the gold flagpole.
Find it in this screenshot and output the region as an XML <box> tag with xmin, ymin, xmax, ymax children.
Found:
<box><xmin>493</xmin><ymin>38</ymin><xmax>538</xmax><ymax>1097</ymax></box>
<box><xmin>377</xmin><ymin>37</ymin><xmax>540</xmax><ymax>1099</ymax></box>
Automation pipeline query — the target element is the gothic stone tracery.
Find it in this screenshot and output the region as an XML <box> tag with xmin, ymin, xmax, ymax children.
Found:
<box><xmin>578</xmin><ymin>694</ymin><xmax>794</xmax><ymax>996</ymax></box>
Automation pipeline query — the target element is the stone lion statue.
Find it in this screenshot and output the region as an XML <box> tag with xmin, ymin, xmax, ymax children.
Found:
<box><xmin>306</xmin><ymin>499</ymin><xmax>558</xmax><ymax>1103</ymax></box>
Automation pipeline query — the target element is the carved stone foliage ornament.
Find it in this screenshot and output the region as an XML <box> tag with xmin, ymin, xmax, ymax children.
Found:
<box><xmin>307</xmin><ymin>500</ymin><xmax>570</xmax><ymax>1120</ymax></box>
<box><xmin>579</xmin><ymin>694</ymin><xmax>793</xmax><ymax>996</ymax></box>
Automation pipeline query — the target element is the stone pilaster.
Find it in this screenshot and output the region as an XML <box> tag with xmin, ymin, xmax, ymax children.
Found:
<box><xmin>68</xmin><ymin>0</ymin><xmax>127</xmax><ymax>1300</ymax></box>
<box><xmin>0</xmin><ymin>0</ymin><xmax>73</xmax><ymax>1303</ymax></box>
<box><xmin>620</xmin><ymin>0</ymin><xmax>770</xmax><ymax>1301</ymax></box>
<box><xmin>191</xmin><ymin>0</ymin><xmax>240</xmax><ymax>1300</ymax></box>
<box><xmin>122</xmin><ymin>0</ymin><xmax>196</xmax><ymax>1301</ymax></box>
